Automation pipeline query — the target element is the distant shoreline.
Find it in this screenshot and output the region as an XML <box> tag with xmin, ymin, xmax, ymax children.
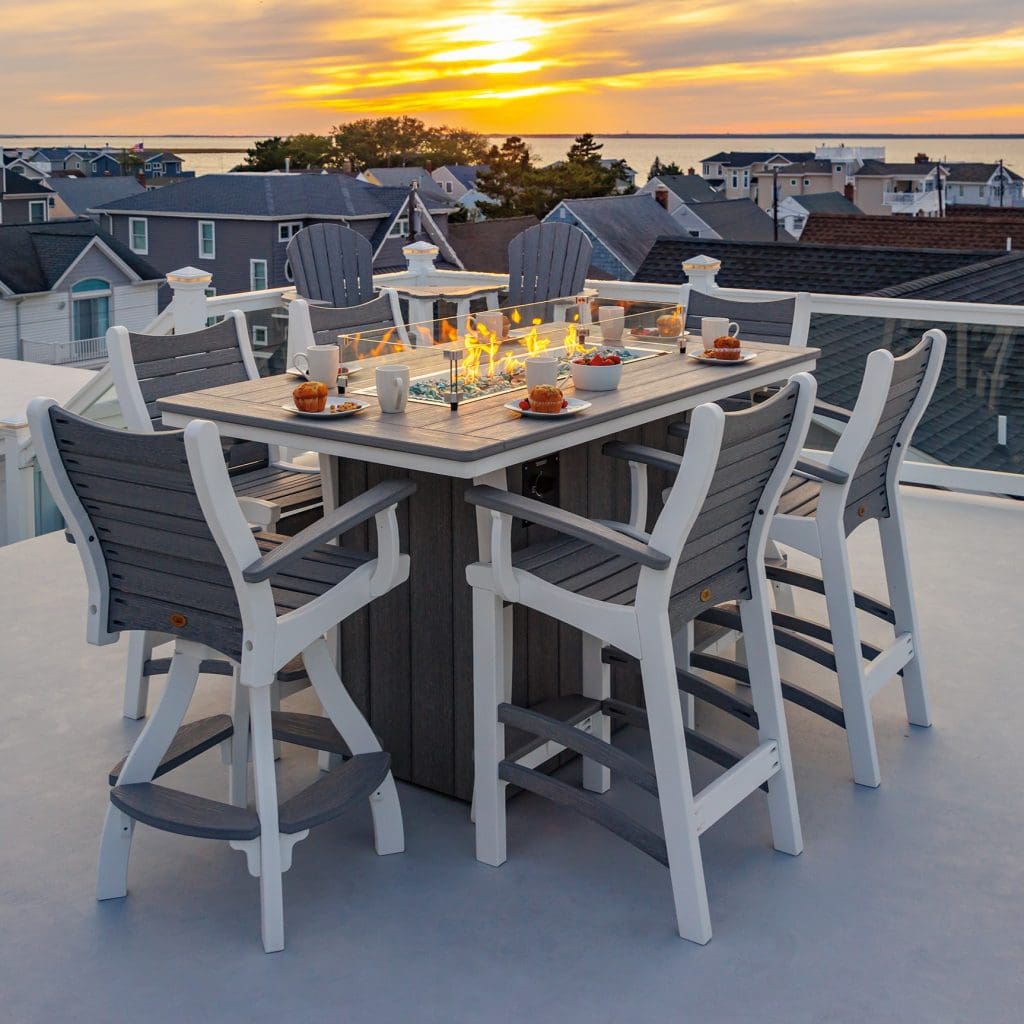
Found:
<box><xmin>4</xmin><ymin>132</ymin><xmax>1024</xmax><ymax>141</ymax></box>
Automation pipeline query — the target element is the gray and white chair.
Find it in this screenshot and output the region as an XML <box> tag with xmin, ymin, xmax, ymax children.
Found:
<box><xmin>684</xmin><ymin>290</ymin><xmax>811</xmax><ymax>347</ymax></box>
<box><xmin>30</xmin><ymin>400</ymin><xmax>414</xmax><ymax>952</ymax></box>
<box><xmin>505</xmin><ymin>222</ymin><xmax>593</xmax><ymax>312</ymax></box>
<box><xmin>286</xmin><ymin>223</ymin><xmax>408</xmax><ymax>362</ymax></box>
<box><xmin>466</xmin><ymin>374</ymin><xmax>816</xmax><ymax>943</ymax></box>
<box><xmin>107</xmin><ymin>312</ymin><xmax>323</xmax><ymax>720</ymax></box>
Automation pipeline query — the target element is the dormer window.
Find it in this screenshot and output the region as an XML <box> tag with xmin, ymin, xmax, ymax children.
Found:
<box><xmin>388</xmin><ymin>215</ymin><xmax>410</xmax><ymax>239</ymax></box>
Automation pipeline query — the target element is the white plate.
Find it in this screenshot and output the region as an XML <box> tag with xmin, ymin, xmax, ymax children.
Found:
<box><xmin>687</xmin><ymin>349</ymin><xmax>758</xmax><ymax>365</ymax></box>
<box><xmin>286</xmin><ymin>365</ymin><xmax>361</xmax><ymax>378</ymax></box>
<box><xmin>280</xmin><ymin>398</ymin><xmax>370</xmax><ymax>418</ymax></box>
<box><xmin>504</xmin><ymin>396</ymin><xmax>592</xmax><ymax>418</ymax></box>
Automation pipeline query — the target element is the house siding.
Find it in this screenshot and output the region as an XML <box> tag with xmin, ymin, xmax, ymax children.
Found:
<box><xmin>546</xmin><ymin>206</ymin><xmax>629</xmax><ymax>279</ymax></box>
<box><xmin>65</xmin><ymin>246</ymin><xmax>134</xmax><ymax>289</ymax></box>
<box><xmin>1</xmin><ymin>197</ymin><xmax>43</xmax><ymax>225</ymax></box>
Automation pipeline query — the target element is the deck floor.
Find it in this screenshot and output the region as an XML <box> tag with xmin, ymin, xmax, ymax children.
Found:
<box><xmin>1</xmin><ymin>488</ymin><xmax>1021</xmax><ymax>1023</ymax></box>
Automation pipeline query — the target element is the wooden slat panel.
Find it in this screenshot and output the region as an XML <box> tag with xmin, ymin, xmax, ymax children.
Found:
<box><xmin>127</xmin><ymin>318</ymin><xmax>242</xmax><ymax>363</ymax></box>
<box><xmin>138</xmin><ymin>360</ymin><xmax>250</xmax><ymax>406</ymax></box>
<box><xmin>134</xmin><ymin>345</ymin><xmax>245</xmax><ymax>381</ymax></box>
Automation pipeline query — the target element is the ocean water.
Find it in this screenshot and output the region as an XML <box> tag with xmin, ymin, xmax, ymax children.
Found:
<box><xmin>5</xmin><ymin>134</ymin><xmax>1024</xmax><ymax>184</ymax></box>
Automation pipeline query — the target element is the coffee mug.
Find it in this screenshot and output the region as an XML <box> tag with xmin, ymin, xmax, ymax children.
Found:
<box><xmin>597</xmin><ymin>306</ymin><xmax>625</xmax><ymax>343</ymax></box>
<box><xmin>701</xmin><ymin>317</ymin><xmax>740</xmax><ymax>346</ymax></box>
<box><xmin>525</xmin><ymin>356</ymin><xmax>558</xmax><ymax>390</ymax></box>
<box><xmin>475</xmin><ymin>311</ymin><xmax>505</xmax><ymax>340</ymax></box>
<box><xmin>294</xmin><ymin>344</ymin><xmax>340</xmax><ymax>389</ymax></box>
<box><xmin>376</xmin><ymin>365</ymin><xmax>410</xmax><ymax>413</ymax></box>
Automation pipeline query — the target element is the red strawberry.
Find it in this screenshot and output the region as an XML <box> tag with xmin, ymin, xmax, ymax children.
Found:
<box><xmin>561</xmin><ymin>399</ymin><xmax>568</xmax><ymax>408</ymax></box>
<box><xmin>519</xmin><ymin>399</ymin><xmax>530</xmax><ymax>410</ymax></box>
<box><xmin>607</xmin><ymin>354</ymin><xmax>621</xmax><ymax>364</ymax></box>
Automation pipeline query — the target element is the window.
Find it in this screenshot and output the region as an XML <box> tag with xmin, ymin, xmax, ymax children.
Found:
<box><xmin>388</xmin><ymin>215</ymin><xmax>409</xmax><ymax>239</ymax></box>
<box><xmin>250</xmin><ymin>259</ymin><xmax>268</xmax><ymax>291</ymax></box>
<box><xmin>198</xmin><ymin>221</ymin><xmax>215</xmax><ymax>259</ymax></box>
<box><xmin>129</xmin><ymin>217</ymin><xmax>148</xmax><ymax>254</ymax></box>
<box><xmin>277</xmin><ymin>221</ymin><xmax>302</xmax><ymax>243</ymax></box>
<box><xmin>71</xmin><ymin>278</ymin><xmax>110</xmax><ymax>341</ymax></box>
<box><xmin>834</xmin><ymin>164</ymin><xmax>843</xmax><ymax>173</ymax></box>
<box><xmin>29</xmin><ymin>200</ymin><xmax>47</xmax><ymax>223</ymax></box>
<box><xmin>743</xmin><ymin>171</ymin><xmax>749</xmax><ymax>186</ymax></box>
<box><xmin>251</xmin><ymin>325</ymin><xmax>269</xmax><ymax>348</ymax></box>
<box><xmin>979</xmin><ymin>185</ymin><xmax>987</xmax><ymax>198</ymax></box>
<box><xmin>205</xmin><ymin>286</ymin><xmax>218</xmax><ymax>327</ymax></box>
<box><xmin>444</xmin><ymin>180</ymin><xmax>453</xmax><ymax>193</ymax></box>
<box><xmin>731</xmin><ymin>173</ymin><xmax>738</xmax><ymax>188</ymax></box>
<box><xmin>790</xmin><ymin>179</ymin><xmax>797</xmax><ymax>187</ymax></box>
<box><xmin>688</xmin><ymin>230</ymin><xmax>700</xmax><ymax>237</ymax></box>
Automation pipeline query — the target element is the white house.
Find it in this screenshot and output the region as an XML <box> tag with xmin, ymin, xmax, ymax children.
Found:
<box><xmin>776</xmin><ymin>192</ymin><xmax>863</xmax><ymax>238</ymax></box>
<box><xmin>943</xmin><ymin>163</ymin><xmax>1024</xmax><ymax>208</ymax></box>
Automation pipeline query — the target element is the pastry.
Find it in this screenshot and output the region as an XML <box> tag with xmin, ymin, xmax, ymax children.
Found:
<box><xmin>528</xmin><ymin>385</ymin><xmax>565</xmax><ymax>413</ymax></box>
<box><xmin>713</xmin><ymin>335</ymin><xmax>741</xmax><ymax>349</ymax></box>
<box><xmin>293</xmin><ymin>380</ymin><xmax>328</xmax><ymax>412</ymax></box>
<box><xmin>714</xmin><ymin>348</ymin><xmax>742</xmax><ymax>361</ymax></box>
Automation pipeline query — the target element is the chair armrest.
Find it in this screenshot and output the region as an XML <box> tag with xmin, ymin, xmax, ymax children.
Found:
<box><xmin>602</xmin><ymin>441</ymin><xmax>682</xmax><ymax>475</ymax></box>
<box><xmin>813</xmin><ymin>400</ymin><xmax>852</xmax><ymax>423</ymax></box>
<box><xmin>242</xmin><ymin>479</ymin><xmax>416</xmax><ymax>583</ymax></box>
<box><xmin>793</xmin><ymin>458</ymin><xmax>849</xmax><ymax>485</ymax></box>
<box><xmin>238</xmin><ymin>496</ymin><xmax>280</xmax><ymax>530</ymax></box>
<box><xmin>465</xmin><ymin>485</ymin><xmax>670</xmax><ymax>570</ymax></box>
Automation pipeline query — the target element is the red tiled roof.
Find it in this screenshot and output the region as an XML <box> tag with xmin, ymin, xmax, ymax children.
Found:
<box><xmin>800</xmin><ymin>213</ymin><xmax>1020</xmax><ymax>251</ymax></box>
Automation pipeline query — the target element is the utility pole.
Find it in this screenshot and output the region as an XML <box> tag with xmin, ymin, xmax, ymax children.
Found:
<box><xmin>772</xmin><ymin>168</ymin><xmax>779</xmax><ymax>241</ymax></box>
<box><xmin>998</xmin><ymin>159</ymin><xmax>1006</xmax><ymax>208</ymax></box>
<box><xmin>936</xmin><ymin>163</ymin><xmax>944</xmax><ymax>217</ymax></box>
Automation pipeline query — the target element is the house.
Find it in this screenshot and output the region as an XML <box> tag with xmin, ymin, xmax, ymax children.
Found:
<box><xmin>851</xmin><ymin>158</ymin><xmax>945</xmax><ymax>216</ymax></box>
<box><xmin>638</xmin><ymin>173</ymin><xmax>724</xmax><ymax>217</ymax></box>
<box><xmin>699</xmin><ymin>151</ymin><xmax>814</xmax><ymax>199</ymax></box>
<box><xmin>90</xmin><ymin>172</ymin><xmax>462</xmax><ymax>297</ymax></box>
<box><xmin>431</xmin><ymin>164</ymin><xmax>488</xmax><ymax>200</ymax></box>
<box><xmin>754</xmin><ymin>159</ymin><xmax>850</xmax><ymax>212</ymax></box>
<box><xmin>45</xmin><ymin>176</ymin><xmax>146</xmax><ymax>221</ymax></box>
<box><xmin>0</xmin><ymin>218</ymin><xmax>163</xmax><ymax>365</ymax></box>
<box><xmin>776</xmin><ymin>192</ymin><xmax>863</xmax><ymax>239</ymax></box>
<box><xmin>799</xmin><ymin>212</ymin><xmax>1021</xmax><ymax>251</ymax></box>
<box><xmin>3</xmin><ymin>155</ymin><xmax>47</xmax><ymax>181</ymax></box>
<box><xmin>544</xmin><ymin>194</ymin><xmax>688</xmax><ymax>278</ymax></box>
<box><xmin>668</xmin><ymin>198</ymin><xmax>777</xmax><ymax>242</ymax></box>
<box><xmin>447</xmin><ymin>215</ymin><xmax>541</xmax><ymax>274</ymax></box>
<box><xmin>943</xmin><ymin>163</ymin><xmax>1024</xmax><ymax>209</ymax></box>
<box><xmin>601</xmin><ymin>158</ymin><xmax>637</xmax><ymax>193</ymax></box>
<box><xmin>633</xmin><ymin>236</ymin><xmax>999</xmax><ymax>293</ymax></box>
<box><xmin>142</xmin><ymin>151</ymin><xmax>186</xmax><ymax>178</ymax></box>
<box><xmin>359</xmin><ymin>167</ymin><xmax>450</xmax><ymax>205</ymax></box>
<box><xmin>1</xmin><ymin>171</ymin><xmax>54</xmax><ymax>225</ymax></box>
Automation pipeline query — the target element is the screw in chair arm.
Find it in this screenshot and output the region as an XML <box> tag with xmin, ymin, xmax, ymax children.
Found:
<box><xmin>792</xmin><ymin>458</ymin><xmax>849</xmax><ymax>486</ymax></box>
<box><xmin>242</xmin><ymin>479</ymin><xmax>417</xmax><ymax>583</ymax></box>
<box><xmin>465</xmin><ymin>485</ymin><xmax>671</xmax><ymax>570</ymax></box>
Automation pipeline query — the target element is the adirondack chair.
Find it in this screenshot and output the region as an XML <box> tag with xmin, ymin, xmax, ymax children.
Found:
<box><xmin>29</xmin><ymin>400</ymin><xmax>414</xmax><ymax>952</ymax></box>
<box><xmin>106</xmin><ymin>312</ymin><xmax>323</xmax><ymax>720</ymax></box>
<box><xmin>685</xmin><ymin>290</ymin><xmax>812</xmax><ymax>346</ymax></box>
<box><xmin>286</xmin><ymin>223</ymin><xmax>409</xmax><ymax>361</ymax></box>
<box><xmin>505</xmin><ymin>222</ymin><xmax>593</xmax><ymax>313</ymax></box>
<box><xmin>466</xmin><ymin>373</ymin><xmax>817</xmax><ymax>943</ymax></box>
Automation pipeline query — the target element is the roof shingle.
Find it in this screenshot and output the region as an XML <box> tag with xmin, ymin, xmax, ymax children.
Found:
<box><xmin>800</xmin><ymin>213</ymin><xmax>1021</xmax><ymax>251</ymax></box>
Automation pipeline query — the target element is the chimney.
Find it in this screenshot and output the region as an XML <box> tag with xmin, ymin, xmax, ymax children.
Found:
<box><xmin>284</xmin><ymin>157</ymin><xmax>291</xmax><ymax>174</ymax></box>
<box><xmin>914</xmin><ymin>152</ymin><xmax>930</xmax><ymax>164</ymax></box>
<box><xmin>687</xmin><ymin>167</ymin><xmax>695</xmax><ymax>176</ymax></box>
<box><xmin>654</xmin><ymin>186</ymin><xmax>670</xmax><ymax>209</ymax></box>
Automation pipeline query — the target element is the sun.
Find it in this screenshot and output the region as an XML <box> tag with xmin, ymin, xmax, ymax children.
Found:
<box><xmin>426</xmin><ymin>12</ymin><xmax>548</xmax><ymax>66</ymax></box>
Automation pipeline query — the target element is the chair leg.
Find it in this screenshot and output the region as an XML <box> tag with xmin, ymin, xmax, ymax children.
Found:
<box><xmin>270</xmin><ymin>683</ymin><xmax>282</xmax><ymax>761</ymax></box>
<box><xmin>878</xmin><ymin>507</ymin><xmax>931</xmax><ymax>728</ymax></box>
<box><xmin>739</xmin><ymin>592</ymin><xmax>803</xmax><ymax>856</ymax></box>
<box><xmin>819</xmin><ymin>526</ymin><xmax>882</xmax><ymax>788</ymax></box>
<box><xmin>637</xmin><ymin>616</ymin><xmax>712</xmax><ymax>944</ymax></box>
<box><xmin>122</xmin><ymin>631</ymin><xmax>154</xmax><ymax>720</ymax></box>
<box><xmin>581</xmin><ymin>634</ymin><xmax>611</xmax><ymax>794</ymax></box>
<box><xmin>248</xmin><ymin>683</ymin><xmax>285</xmax><ymax>954</ymax></box>
<box><xmin>472</xmin><ymin>588</ymin><xmax>508</xmax><ymax>867</ymax></box>
<box><xmin>98</xmin><ymin>643</ymin><xmax>203</xmax><ymax>900</ymax></box>
<box><xmin>229</xmin><ymin>667</ymin><xmax>250</xmax><ymax>807</ymax></box>
<box><xmin>766</xmin><ymin>539</ymin><xmax>796</xmax><ymax>617</ymax></box>
<box><xmin>301</xmin><ymin>638</ymin><xmax>404</xmax><ymax>856</ymax></box>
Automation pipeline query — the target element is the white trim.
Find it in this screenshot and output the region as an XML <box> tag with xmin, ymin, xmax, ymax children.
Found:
<box><xmin>28</xmin><ymin>199</ymin><xmax>48</xmax><ymax>223</ymax></box>
<box><xmin>277</xmin><ymin>221</ymin><xmax>302</xmax><ymax>243</ymax></box>
<box><xmin>50</xmin><ymin>236</ymin><xmax>145</xmax><ymax>291</ymax></box>
<box><xmin>251</xmin><ymin>324</ymin><xmax>269</xmax><ymax>347</ymax></box>
<box><xmin>198</xmin><ymin>220</ymin><xmax>216</xmax><ymax>259</ymax></box>
<box><xmin>128</xmin><ymin>217</ymin><xmax>148</xmax><ymax>255</ymax></box>
<box><xmin>91</xmin><ymin>208</ymin><xmax>389</xmax><ymax>223</ymax></box>
<box><xmin>250</xmin><ymin>258</ymin><xmax>269</xmax><ymax>292</ymax></box>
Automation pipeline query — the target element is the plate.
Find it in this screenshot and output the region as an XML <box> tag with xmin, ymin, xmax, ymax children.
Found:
<box><xmin>687</xmin><ymin>349</ymin><xmax>758</xmax><ymax>365</ymax></box>
<box><xmin>280</xmin><ymin>398</ymin><xmax>370</xmax><ymax>418</ymax></box>
<box><xmin>286</xmin><ymin>365</ymin><xmax>361</xmax><ymax>379</ymax></box>
<box><xmin>504</xmin><ymin>396</ymin><xmax>592</xmax><ymax>418</ymax></box>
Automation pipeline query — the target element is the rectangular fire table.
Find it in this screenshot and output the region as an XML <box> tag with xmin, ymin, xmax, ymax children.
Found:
<box><xmin>160</xmin><ymin>340</ymin><xmax>818</xmax><ymax>800</ymax></box>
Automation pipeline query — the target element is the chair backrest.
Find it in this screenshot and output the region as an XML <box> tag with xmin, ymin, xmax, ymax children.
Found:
<box><xmin>107</xmin><ymin>312</ymin><xmax>256</xmax><ymax>432</ymax></box>
<box><xmin>685</xmin><ymin>291</ymin><xmax>806</xmax><ymax>345</ymax></box>
<box><xmin>834</xmin><ymin>329</ymin><xmax>946</xmax><ymax>533</ymax></box>
<box><xmin>506</xmin><ymin>223</ymin><xmax>593</xmax><ymax>307</ymax></box>
<box><xmin>286</xmin><ymin>292</ymin><xmax>403</xmax><ymax>366</ymax></box>
<box><xmin>287</xmin><ymin>223</ymin><xmax>376</xmax><ymax>307</ymax></box>
<box><xmin>28</xmin><ymin>401</ymin><xmax>262</xmax><ymax>660</ymax></box>
<box><xmin>646</xmin><ymin>374</ymin><xmax>816</xmax><ymax>627</ymax></box>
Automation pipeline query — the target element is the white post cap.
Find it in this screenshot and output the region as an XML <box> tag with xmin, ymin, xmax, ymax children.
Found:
<box><xmin>166</xmin><ymin>266</ymin><xmax>213</xmax><ymax>286</ymax></box>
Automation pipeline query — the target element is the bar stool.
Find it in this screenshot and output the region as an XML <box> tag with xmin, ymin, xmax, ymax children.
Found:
<box><xmin>465</xmin><ymin>373</ymin><xmax>816</xmax><ymax>943</ymax></box>
<box><xmin>30</xmin><ymin>400</ymin><xmax>414</xmax><ymax>952</ymax></box>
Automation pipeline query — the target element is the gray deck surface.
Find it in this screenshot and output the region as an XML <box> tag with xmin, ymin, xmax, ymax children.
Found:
<box><xmin>1</xmin><ymin>488</ymin><xmax>1021</xmax><ymax>1023</ymax></box>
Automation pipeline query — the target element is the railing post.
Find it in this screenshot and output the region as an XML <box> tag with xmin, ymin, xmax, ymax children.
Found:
<box><xmin>2</xmin><ymin>424</ymin><xmax>35</xmax><ymax>545</ymax></box>
<box><xmin>683</xmin><ymin>255</ymin><xmax>722</xmax><ymax>295</ymax></box>
<box><xmin>402</xmin><ymin>242</ymin><xmax>440</xmax><ymax>326</ymax></box>
<box><xmin>166</xmin><ymin>267</ymin><xmax>213</xmax><ymax>334</ymax></box>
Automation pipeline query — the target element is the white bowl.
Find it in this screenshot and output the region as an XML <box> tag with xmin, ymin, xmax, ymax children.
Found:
<box><xmin>570</xmin><ymin>359</ymin><xmax>622</xmax><ymax>391</ymax></box>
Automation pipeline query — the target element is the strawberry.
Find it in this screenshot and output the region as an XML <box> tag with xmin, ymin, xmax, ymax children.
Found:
<box><xmin>518</xmin><ymin>399</ymin><xmax>531</xmax><ymax>410</ymax></box>
<box><xmin>561</xmin><ymin>399</ymin><xmax>568</xmax><ymax>408</ymax></box>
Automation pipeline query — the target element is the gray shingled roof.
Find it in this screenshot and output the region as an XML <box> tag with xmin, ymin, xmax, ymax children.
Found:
<box><xmin>767</xmin><ymin>159</ymin><xmax>834</xmax><ymax>176</ymax></box>
<box><xmin>45</xmin><ymin>176</ymin><xmax>146</xmax><ymax>215</ymax></box>
<box><xmin>790</xmin><ymin>192</ymin><xmax>862</xmax><ymax>215</ymax></box>
<box><xmin>685</xmin><ymin>199</ymin><xmax>777</xmax><ymax>242</ymax></box>
<box><xmin>90</xmin><ymin>173</ymin><xmax>448</xmax><ymax>219</ymax></box>
<box><xmin>0</xmin><ymin>218</ymin><xmax>162</xmax><ymax>295</ymax></box>
<box><xmin>857</xmin><ymin>160</ymin><xmax>941</xmax><ymax>177</ymax></box>
<box><xmin>652</xmin><ymin>174</ymin><xmax>723</xmax><ymax>203</ymax></box>
<box><xmin>364</xmin><ymin>167</ymin><xmax>451</xmax><ymax>205</ymax></box>
<box><xmin>943</xmin><ymin>162</ymin><xmax>1023</xmax><ymax>184</ymax></box>
<box><xmin>633</xmin><ymin>236</ymin><xmax>997</xmax><ymax>292</ymax></box>
<box><xmin>701</xmin><ymin>151</ymin><xmax>813</xmax><ymax>167</ymax></box>
<box><xmin>443</xmin><ymin>164</ymin><xmax>487</xmax><ymax>188</ymax></box>
<box><xmin>555</xmin><ymin>194</ymin><xmax>688</xmax><ymax>274</ymax></box>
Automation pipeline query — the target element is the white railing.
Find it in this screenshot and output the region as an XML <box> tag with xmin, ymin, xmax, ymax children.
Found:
<box><xmin>22</xmin><ymin>335</ymin><xmax>108</xmax><ymax>366</ymax></box>
<box><xmin>883</xmin><ymin>190</ymin><xmax>940</xmax><ymax>215</ymax></box>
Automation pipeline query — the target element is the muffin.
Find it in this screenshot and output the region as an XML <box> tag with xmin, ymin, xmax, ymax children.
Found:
<box><xmin>293</xmin><ymin>380</ymin><xmax>328</xmax><ymax>412</ymax></box>
<box><xmin>714</xmin><ymin>334</ymin><xmax>741</xmax><ymax>350</ymax></box>
<box><xmin>528</xmin><ymin>385</ymin><xmax>564</xmax><ymax>414</ymax></box>
<box><xmin>715</xmin><ymin>348</ymin><xmax>742</xmax><ymax>361</ymax></box>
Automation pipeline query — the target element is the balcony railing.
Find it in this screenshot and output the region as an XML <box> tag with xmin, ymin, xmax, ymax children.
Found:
<box><xmin>883</xmin><ymin>190</ymin><xmax>940</xmax><ymax>214</ymax></box>
<box><xmin>21</xmin><ymin>335</ymin><xmax>108</xmax><ymax>366</ymax></box>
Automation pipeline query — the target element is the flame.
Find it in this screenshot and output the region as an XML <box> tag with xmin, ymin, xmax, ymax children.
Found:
<box><xmin>562</xmin><ymin>323</ymin><xmax>595</xmax><ymax>360</ymax></box>
<box><xmin>510</xmin><ymin>308</ymin><xmax>522</xmax><ymax>325</ymax></box>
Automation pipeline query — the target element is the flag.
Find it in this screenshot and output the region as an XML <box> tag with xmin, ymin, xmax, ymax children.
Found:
<box><xmin>132</xmin><ymin>142</ymin><xmax>144</xmax><ymax>154</ymax></box>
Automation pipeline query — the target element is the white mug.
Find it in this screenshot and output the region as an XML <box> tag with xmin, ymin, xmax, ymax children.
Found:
<box><xmin>376</xmin><ymin>365</ymin><xmax>410</xmax><ymax>413</ymax></box>
<box><xmin>701</xmin><ymin>317</ymin><xmax>740</xmax><ymax>346</ymax></box>
<box><xmin>294</xmin><ymin>344</ymin><xmax>340</xmax><ymax>389</ymax></box>
<box><xmin>597</xmin><ymin>306</ymin><xmax>625</xmax><ymax>343</ymax></box>
<box><xmin>475</xmin><ymin>311</ymin><xmax>505</xmax><ymax>340</ymax></box>
<box><xmin>525</xmin><ymin>356</ymin><xmax>558</xmax><ymax>391</ymax></box>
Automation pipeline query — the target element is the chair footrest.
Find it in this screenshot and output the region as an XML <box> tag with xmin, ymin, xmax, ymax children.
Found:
<box><xmin>765</xmin><ymin>565</ymin><xmax>896</xmax><ymax>624</ymax></box>
<box><xmin>275</xmin><ymin>655</ymin><xmax>309</xmax><ymax>685</ymax></box>
<box><xmin>110</xmin><ymin>782</ymin><xmax>261</xmax><ymax>841</ymax></box>
<box><xmin>498</xmin><ymin>761</ymin><xmax>668</xmax><ymax>867</ymax></box>
<box><xmin>109</xmin><ymin>714</ymin><xmax>234</xmax><ymax>786</ymax></box>
<box><xmin>505</xmin><ymin>695</ymin><xmax>601</xmax><ymax>763</ymax></box>
<box><xmin>278</xmin><ymin>752</ymin><xmax>391</xmax><ymax>834</ymax></box>
<box><xmin>271</xmin><ymin>711</ymin><xmax>350</xmax><ymax>756</ymax></box>
<box><xmin>143</xmin><ymin>658</ymin><xmax>234</xmax><ymax>678</ymax></box>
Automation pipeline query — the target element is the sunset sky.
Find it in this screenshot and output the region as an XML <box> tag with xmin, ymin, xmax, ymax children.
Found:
<box><xmin>9</xmin><ymin>0</ymin><xmax>1024</xmax><ymax>134</ymax></box>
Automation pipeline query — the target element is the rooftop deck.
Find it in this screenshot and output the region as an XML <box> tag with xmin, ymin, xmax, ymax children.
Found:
<box><xmin>3</xmin><ymin>485</ymin><xmax>1020</xmax><ymax>1022</ymax></box>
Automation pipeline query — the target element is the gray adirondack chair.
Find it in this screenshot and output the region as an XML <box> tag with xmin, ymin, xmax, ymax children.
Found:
<box><xmin>466</xmin><ymin>373</ymin><xmax>817</xmax><ymax>943</ymax></box>
<box><xmin>685</xmin><ymin>290</ymin><xmax>811</xmax><ymax>346</ymax></box>
<box><xmin>29</xmin><ymin>400</ymin><xmax>414</xmax><ymax>952</ymax></box>
<box><xmin>505</xmin><ymin>222</ymin><xmax>593</xmax><ymax>309</ymax></box>
<box><xmin>106</xmin><ymin>312</ymin><xmax>323</xmax><ymax>720</ymax></box>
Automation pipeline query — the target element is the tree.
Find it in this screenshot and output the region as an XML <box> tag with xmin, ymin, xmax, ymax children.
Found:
<box><xmin>567</xmin><ymin>133</ymin><xmax>603</xmax><ymax>166</ymax></box>
<box><xmin>330</xmin><ymin>117</ymin><xmax>488</xmax><ymax>172</ymax></box>
<box><xmin>648</xmin><ymin>155</ymin><xmax>682</xmax><ymax>178</ymax></box>
<box><xmin>234</xmin><ymin>134</ymin><xmax>338</xmax><ymax>172</ymax></box>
